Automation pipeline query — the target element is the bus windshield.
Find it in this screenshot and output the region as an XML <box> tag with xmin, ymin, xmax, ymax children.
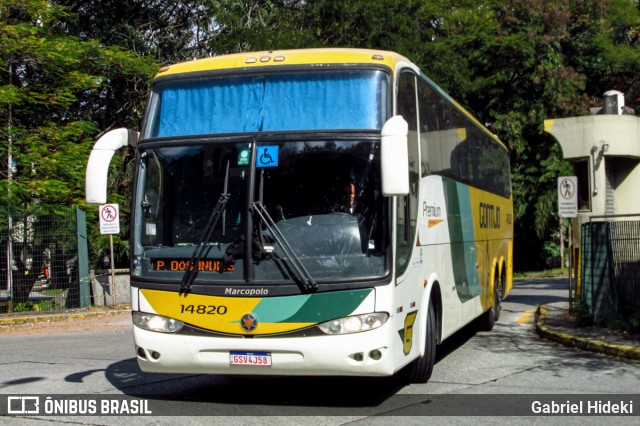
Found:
<box><xmin>132</xmin><ymin>139</ymin><xmax>389</xmax><ymax>285</ymax></box>
<box><xmin>144</xmin><ymin>70</ymin><xmax>389</xmax><ymax>137</ymax></box>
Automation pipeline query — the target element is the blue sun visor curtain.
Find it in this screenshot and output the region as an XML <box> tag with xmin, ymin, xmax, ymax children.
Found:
<box><xmin>150</xmin><ymin>70</ymin><xmax>389</xmax><ymax>138</ymax></box>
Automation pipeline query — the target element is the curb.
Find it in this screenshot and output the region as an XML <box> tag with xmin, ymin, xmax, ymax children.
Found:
<box><xmin>535</xmin><ymin>305</ymin><xmax>640</xmax><ymax>361</ymax></box>
<box><xmin>0</xmin><ymin>307</ymin><xmax>130</xmax><ymax>327</ymax></box>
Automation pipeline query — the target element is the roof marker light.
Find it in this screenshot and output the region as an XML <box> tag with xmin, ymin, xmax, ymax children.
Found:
<box><xmin>158</xmin><ymin>66</ymin><xmax>170</xmax><ymax>73</ymax></box>
<box><xmin>372</xmin><ymin>54</ymin><xmax>384</xmax><ymax>60</ymax></box>
<box><xmin>245</xmin><ymin>57</ymin><xmax>257</xmax><ymax>64</ymax></box>
<box><xmin>274</xmin><ymin>56</ymin><xmax>286</xmax><ymax>62</ymax></box>
<box><xmin>260</xmin><ymin>56</ymin><xmax>271</xmax><ymax>62</ymax></box>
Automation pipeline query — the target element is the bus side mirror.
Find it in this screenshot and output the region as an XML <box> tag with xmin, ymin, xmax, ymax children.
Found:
<box><xmin>85</xmin><ymin>128</ymin><xmax>138</xmax><ymax>204</ymax></box>
<box><xmin>380</xmin><ymin>116</ymin><xmax>409</xmax><ymax>196</ymax></box>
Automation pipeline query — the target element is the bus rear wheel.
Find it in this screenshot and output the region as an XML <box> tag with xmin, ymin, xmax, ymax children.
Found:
<box><xmin>407</xmin><ymin>297</ymin><xmax>437</xmax><ymax>383</ymax></box>
<box><xmin>478</xmin><ymin>273</ymin><xmax>502</xmax><ymax>332</ymax></box>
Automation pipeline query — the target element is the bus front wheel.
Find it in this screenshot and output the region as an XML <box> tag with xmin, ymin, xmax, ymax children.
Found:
<box><xmin>406</xmin><ymin>297</ymin><xmax>437</xmax><ymax>383</ymax></box>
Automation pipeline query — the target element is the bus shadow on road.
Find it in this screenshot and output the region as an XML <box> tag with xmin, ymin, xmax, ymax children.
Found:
<box><xmin>435</xmin><ymin>318</ymin><xmax>481</xmax><ymax>363</ymax></box>
<box><xmin>95</xmin><ymin>323</ymin><xmax>501</xmax><ymax>415</ymax></box>
<box><xmin>103</xmin><ymin>357</ymin><xmax>408</xmax><ymax>410</ymax></box>
<box><xmin>99</xmin><ymin>322</ymin><xmax>485</xmax><ymax>412</ymax></box>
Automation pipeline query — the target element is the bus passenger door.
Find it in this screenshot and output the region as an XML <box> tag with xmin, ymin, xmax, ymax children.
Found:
<box><xmin>394</xmin><ymin>71</ymin><xmax>425</xmax><ymax>359</ymax></box>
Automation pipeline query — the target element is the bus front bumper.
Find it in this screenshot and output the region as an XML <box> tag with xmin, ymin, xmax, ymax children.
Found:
<box><xmin>133</xmin><ymin>323</ymin><xmax>400</xmax><ymax>377</ymax></box>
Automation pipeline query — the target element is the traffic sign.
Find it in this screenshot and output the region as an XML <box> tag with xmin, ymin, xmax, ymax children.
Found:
<box><xmin>558</xmin><ymin>176</ymin><xmax>578</xmax><ymax>218</ymax></box>
<box><xmin>99</xmin><ymin>204</ymin><xmax>120</xmax><ymax>234</ymax></box>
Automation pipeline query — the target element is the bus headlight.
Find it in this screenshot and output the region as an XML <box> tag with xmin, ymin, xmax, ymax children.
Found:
<box><xmin>318</xmin><ymin>312</ymin><xmax>388</xmax><ymax>335</ymax></box>
<box><xmin>133</xmin><ymin>312</ymin><xmax>184</xmax><ymax>333</ymax></box>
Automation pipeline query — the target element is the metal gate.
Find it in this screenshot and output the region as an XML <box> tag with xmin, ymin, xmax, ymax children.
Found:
<box><xmin>0</xmin><ymin>206</ymin><xmax>90</xmax><ymax>313</ymax></box>
<box><xmin>582</xmin><ymin>215</ymin><xmax>640</xmax><ymax>328</ymax></box>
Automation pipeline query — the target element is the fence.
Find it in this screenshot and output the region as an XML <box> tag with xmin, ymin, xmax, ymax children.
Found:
<box><xmin>581</xmin><ymin>215</ymin><xmax>640</xmax><ymax>328</ymax></box>
<box><xmin>0</xmin><ymin>206</ymin><xmax>90</xmax><ymax>313</ymax></box>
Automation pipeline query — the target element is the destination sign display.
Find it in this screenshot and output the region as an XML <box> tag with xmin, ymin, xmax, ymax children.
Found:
<box><xmin>151</xmin><ymin>259</ymin><xmax>234</xmax><ymax>273</ymax></box>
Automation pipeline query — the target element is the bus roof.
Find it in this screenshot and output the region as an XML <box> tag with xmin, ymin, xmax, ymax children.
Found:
<box><xmin>154</xmin><ymin>48</ymin><xmax>410</xmax><ymax>79</ymax></box>
<box><xmin>152</xmin><ymin>48</ymin><xmax>506</xmax><ymax>150</ymax></box>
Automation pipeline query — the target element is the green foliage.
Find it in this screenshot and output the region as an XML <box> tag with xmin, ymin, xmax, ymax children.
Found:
<box><xmin>1</xmin><ymin>0</ymin><xmax>157</xmax><ymax>268</ymax></box>
<box><xmin>200</xmin><ymin>0</ymin><xmax>320</xmax><ymax>53</ymax></box>
<box><xmin>569</xmin><ymin>0</ymin><xmax>640</xmax><ymax>112</ymax></box>
<box><xmin>512</xmin><ymin>268</ymin><xmax>565</xmax><ymax>278</ymax></box>
<box><xmin>11</xmin><ymin>302</ymin><xmax>32</xmax><ymax>313</ymax></box>
<box><xmin>57</xmin><ymin>0</ymin><xmax>212</xmax><ymax>63</ymax></box>
<box><xmin>1</xmin><ymin>0</ymin><xmax>157</xmax><ymax>210</ymax></box>
<box><xmin>12</xmin><ymin>299</ymin><xmax>55</xmax><ymax>312</ymax></box>
<box><xmin>3</xmin><ymin>0</ymin><xmax>640</xmax><ymax>272</ymax></box>
<box><xmin>542</xmin><ymin>240</ymin><xmax>560</xmax><ymax>266</ymax></box>
<box><xmin>571</xmin><ymin>297</ymin><xmax>593</xmax><ymax>327</ymax></box>
<box><xmin>628</xmin><ymin>312</ymin><xmax>640</xmax><ymax>334</ymax></box>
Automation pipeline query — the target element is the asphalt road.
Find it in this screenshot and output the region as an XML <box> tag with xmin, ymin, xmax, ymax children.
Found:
<box><xmin>0</xmin><ymin>277</ymin><xmax>638</xmax><ymax>425</ymax></box>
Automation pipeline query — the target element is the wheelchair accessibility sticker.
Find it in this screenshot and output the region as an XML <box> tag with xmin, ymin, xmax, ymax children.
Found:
<box><xmin>256</xmin><ymin>146</ymin><xmax>279</xmax><ymax>168</ymax></box>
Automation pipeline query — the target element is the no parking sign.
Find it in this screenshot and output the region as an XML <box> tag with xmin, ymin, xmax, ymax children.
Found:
<box><xmin>99</xmin><ymin>204</ymin><xmax>120</xmax><ymax>234</ymax></box>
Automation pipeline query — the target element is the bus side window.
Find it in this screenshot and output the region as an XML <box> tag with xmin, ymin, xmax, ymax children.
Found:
<box><xmin>141</xmin><ymin>153</ymin><xmax>165</xmax><ymax>246</ymax></box>
<box><xmin>396</xmin><ymin>72</ymin><xmax>420</xmax><ymax>275</ymax></box>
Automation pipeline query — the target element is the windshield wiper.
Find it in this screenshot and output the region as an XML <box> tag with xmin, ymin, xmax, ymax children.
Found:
<box><xmin>251</xmin><ymin>201</ymin><xmax>318</xmax><ymax>292</ymax></box>
<box><xmin>180</xmin><ymin>193</ymin><xmax>230</xmax><ymax>293</ymax></box>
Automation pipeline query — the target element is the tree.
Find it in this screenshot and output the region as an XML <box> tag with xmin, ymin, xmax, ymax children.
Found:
<box><xmin>0</xmin><ymin>0</ymin><xmax>157</xmax><ymax>280</ymax></box>
<box><xmin>1</xmin><ymin>0</ymin><xmax>156</xmax><ymax>208</ymax></box>
<box><xmin>564</xmin><ymin>0</ymin><xmax>640</xmax><ymax>111</ymax></box>
<box><xmin>58</xmin><ymin>0</ymin><xmax>211</xmax><ymax>63</ymax></box>
<box><xmin>5</xmin><ymin>0</ymin><xmax>638</xmax><ymax>274</ymax></box>
<box><xmin>200</xmin><ymin>0</ymin><xmax>319</xmax><ymax>53</ymax></box>
<box><xmin>293</xmin><ymin>1</ymin><xmax>639</xmax><ymax>270</ymax></box>
<box><xmin>293</xmin><ymin>0</ymin><xmax>582</xmax><ymax>270</ymax></box>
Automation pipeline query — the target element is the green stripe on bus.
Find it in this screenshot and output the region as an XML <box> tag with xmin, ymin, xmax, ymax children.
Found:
<box><xmin>444</xmin><ymin>180</ymin><xmax>479</xmax><ymax>302</ymax></box>
<box><xmin>260</xmin><ymin>288</ymin><xmax>372</xmax><ymax>323</ymax></box>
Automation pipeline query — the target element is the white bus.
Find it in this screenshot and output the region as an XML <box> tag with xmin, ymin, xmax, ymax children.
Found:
<box><xmin>86</xmin><ymin>48</ymin><xmax>513</xmax><ymax>383</ymax></box>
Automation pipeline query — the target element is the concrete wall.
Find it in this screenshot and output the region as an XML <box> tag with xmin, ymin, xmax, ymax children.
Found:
<box><xmin>545</xmin><ymin>114</ymin><xmax>640</xmax><ymax>227</ymax></box>
<box><xmin>545</xmin><ymin>115</ymin><xmax>640</xmax><ymax>160</ymax></box>
<box><xmin>614</xmin><ymin>159</ymin><xmax>640</xmax><ymax>214</ymax></box>
<box><xmin>90</xmin><ymin>269</ymin><xmax>130</xmax><ymax>306</ymax></box>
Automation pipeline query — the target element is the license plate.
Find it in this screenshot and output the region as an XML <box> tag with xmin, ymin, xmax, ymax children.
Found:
<box><xmin>229</xmin><ymin>351</ymin><xmax>272</xmax><ymax>367</ymax></box>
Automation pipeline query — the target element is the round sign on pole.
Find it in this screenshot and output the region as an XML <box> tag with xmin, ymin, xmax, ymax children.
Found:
<box><xmin>558</xmin><ymin>177</ymin><xmax>578</xmax><ymax>218</ymax></box>
<box><xmin>99</xmin><ymin>204</ymin><xmax>120</xmax><ymax>234</ymax></box>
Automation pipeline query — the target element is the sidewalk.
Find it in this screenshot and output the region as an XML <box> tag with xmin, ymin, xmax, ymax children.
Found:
<box><xmin>535</xmin><ymin>301</ymin><xmax>640</xmax><ymax>361</ymax></box>
<box><xmin>0</xmin><ymin>305</ymin><xmax>130</xmax><ymax>326</ymax></box>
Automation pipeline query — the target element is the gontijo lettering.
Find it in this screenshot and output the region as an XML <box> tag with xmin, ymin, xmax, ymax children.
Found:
<box><xmin>479</xmin><ymin>202</ymin><xmax>501</xmax><ymax>229</ymax></box>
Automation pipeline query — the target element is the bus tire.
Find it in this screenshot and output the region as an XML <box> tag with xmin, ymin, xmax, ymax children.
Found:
<box><xmin>478</xmin><ymin>275</ymin><xmax>501</xmax><ymax>332</ymax></box>
<box><xmin>407</xmin><ymin>297</ymin><xmax>437</xmax><ymax>383</ymax></box>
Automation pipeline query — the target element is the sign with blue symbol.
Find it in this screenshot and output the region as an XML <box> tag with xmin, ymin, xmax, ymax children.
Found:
<box><xmin>256</xmin><ymin>146</ymin><xmax>279</xmax><ymax>168</ymax></box>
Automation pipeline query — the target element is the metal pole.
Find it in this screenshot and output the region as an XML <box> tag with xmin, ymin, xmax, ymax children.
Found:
<box><xmin>6</xmin><ymin>61</ymin><xmax>13</xmax><ymax>313</ymax></box>
<box><xmin>109</xmin><ymin>234</ymin><xmax>116</xmax><ymax>307</ymax></box>
<box><xmin>5</xmin><ymin>238</ymin><xmax>12</xmax><ymax>313</ymax></box>
<box><xmin>560</xmin><ymin>216</ymin><xmax>565</xmax><ymax>276</ymax></box>
<box><xmin>568</xmin><ymin>220</ymin><xmax>573</xmax><ymax>308</ymax></box>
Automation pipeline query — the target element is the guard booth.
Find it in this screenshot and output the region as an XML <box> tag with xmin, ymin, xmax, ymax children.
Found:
<box><xmin>545</xmin><ymin>91</ymin><xmax>640</xmax><ymax>325</ymax></box>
